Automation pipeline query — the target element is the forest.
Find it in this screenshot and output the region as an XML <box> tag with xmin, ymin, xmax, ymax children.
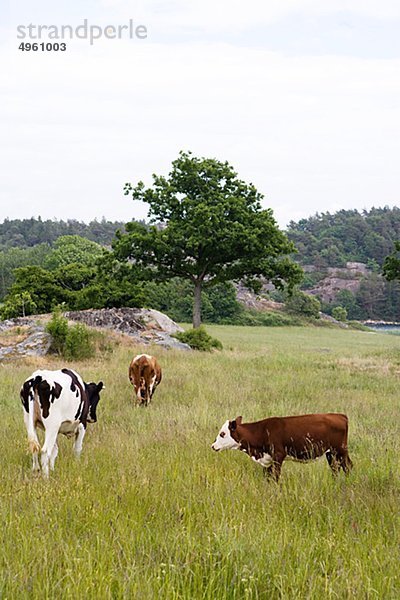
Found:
<box><xmin>0</xmin><ymin>207</ymin><xmax>399</xmax><ymax>322</ymax></box>
<box><xmin>286</xmin><ymin>207</ymin><xmax>400</xmax><ymax>320</ymax></box>
<box><xmin>0</xmin><ymin>216</ymin><xmax>127</xmax><ymax>248</ymax></box>
<box><xmin>287</xmin><ymin>206</ymin><xmax>400</xmax><ymax>268</ymax></box>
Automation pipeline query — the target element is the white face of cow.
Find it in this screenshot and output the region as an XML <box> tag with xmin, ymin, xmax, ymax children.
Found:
<box><xmin>211</xmin><ymin>420</ymin><xmax>241</xmax><ymax>452</ymax></box>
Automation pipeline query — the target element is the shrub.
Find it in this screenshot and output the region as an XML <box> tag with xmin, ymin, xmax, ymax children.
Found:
<box><xmin>46</xmin><ymin>309</ymin><xmax>69</xmax><ymax>355</ymax></box>
<box><xmin>285</xmin><ymin>290</ymin><xmax>321</xmax><ymax>318</ymax></box>
<box><xmin>219</xmin><ymin>308</ymin><xmax>302</xmax><ymax>326</ymax></box>
<box><xmin>174</xmin><ymin>326</ymin><xmax>223</xmax><ymax>351</ymax></box>
<box><xmin>46</xmin><ymin>309</ymin><xmax>95</xmax><ymax>360</ymax></box>
<box><xmin>64</xmin><ymin>323</ymin><xmax>95</xmax><ymax>360</ymax></box>
<box><xmin>332</xmin><ymin>306</ymin><xmax>348</xmax><ymax>322</ymax></box>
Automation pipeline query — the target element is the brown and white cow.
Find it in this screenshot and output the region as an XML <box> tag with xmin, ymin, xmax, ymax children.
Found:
<box><xmin>20</xmin><ymin>368</ymin><xmax>104</xmax><ymax>477</ymax></box>
<box><xmin>212</xmin><ymin>413</ymin><xmax>352</xmax><ymax>481</ymax></box>
<box><xmin>128</xmin><ymin>354</ymin><xmax>162</xmax><ymax>406</ymax></box>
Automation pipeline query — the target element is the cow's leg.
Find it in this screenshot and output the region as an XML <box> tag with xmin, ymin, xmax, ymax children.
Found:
<box><xmin>271</xmin><ymin>454</ymin><xmax>285</xmax><ymax>482</ymax></box>
<box><xmin>73</xmin><ymin>423</ymin><xmax>86</xmax><ymax>457</ymax></box>
<box><xmin>41</xmin><ymin>427</ymin><xmax>59</xmax><ymax>478</ymax></box>
<box><xmin>32</xmin><ymin>452</ymin><xmax>40</xmax><ymax>472</ymax></box>
<box><xmin>136</xmin><ymin>389</ymin><xmax>142</xmax><ymax>406</ymax></box>
<box><xmin>263</xmin><ymin>465</ymin><xmax>274</xmax><ymax>478</ymax></box>
<box><xmin>49</xmin><ymin>442</ymin><xmax>59</xmax><ymax>471</ymax></box>
<box><xmin>23</xmin><ymin>411</ymin><xmax>40</xmax><ymax>472</ymax></box>
<box><xmin>30</xmin><ymin>435</ymin><xmax>41</xmax><ymax>473</ymax></box>
<box><xmin>338</xmin><ymin>450</ymin><xmax>353</xmax><ymax>475</ymax></box>
<box><xmin>149</xmin><ymin>373</ymin><xmax>157</xmax><ymax>402</ymax></box>
<box><xmin>325</xmin><ymin>450</ymin><xmax>340</xmax><ymax>475</ymax></box>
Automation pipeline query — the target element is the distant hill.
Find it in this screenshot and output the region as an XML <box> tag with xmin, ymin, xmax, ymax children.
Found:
<box><xmin>287</xmin><ymin>206</ymin><xmax>400</xmax><ymax>268</ymax></box>
<box><xmin>0</xmin><ymin>217</ymin><xmax>128</xmax><ymax>248</ymax></box>
<box><xmin>286</xmin><ymin>207</ymin><xmax>400</xmax><ymax>320</ymax></box>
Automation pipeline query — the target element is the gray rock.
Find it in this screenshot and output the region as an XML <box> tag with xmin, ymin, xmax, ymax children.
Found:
<box><xmin>0</xmin><ymin>326</ymin><xmax>52</xmax><ymax>362</ymax></box>
<box><xmin>64</xmin><ymin>307</ymin><xmax>187</xmax><ymax>350</ymax></box>
<box><xmin>0</xmin><ymin>308</ymin><xmax>190</xmax><ymax>356</ymax></box>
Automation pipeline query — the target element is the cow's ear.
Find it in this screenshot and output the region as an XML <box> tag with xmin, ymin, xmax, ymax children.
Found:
<box><xmin>97</xmin><ymin>381</ymin><xmax>104</xmax><ymax>391</ymax></box>
<box><xmin>236</xmin><ymin>416</ymin><xmax>243</xmax><ymax>425</ymax></box>
<box><xmin>229</xmin><ymin>420</ymin><xmax>237</xmax><ymax>431</ymax></box>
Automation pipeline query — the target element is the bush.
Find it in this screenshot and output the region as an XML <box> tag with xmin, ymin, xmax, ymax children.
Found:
<box><xmin>174</xmin><ymin>326</ymin><xmax>223</xmax><ymax>351</ymax></box>
<box><xmin>46</xmin><ymin>309</ymin><xmax>95</xmax><ymax>360</ymax></box>
<box><xmin>285</xmin><ymin>290</ymin><xmax>321</xmax><ymax>318</ymax></box>
<box><xmin>46</xmin><ymin>309</ymin><xmax>69</xmax><ymax>355</ymax></box>
<box><xmin>223</xmin><ymin>309</ymin><xmax>302</xmax><ymax>326</ymax></box>
<box><xmin>332</xmin><ymin>306</ymin><xmax>348</xmax><ymax>322</ymax></box>
<box><xmin>64</xmin><ymin>323</ymin><xmax>95</xmax><ymax>360</ymax></box>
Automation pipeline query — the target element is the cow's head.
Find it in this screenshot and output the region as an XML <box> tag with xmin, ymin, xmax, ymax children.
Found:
<box><xmin>211</xmin><ymin>417</ymin><xmax>242</xmax><ymax>451</ymax></box>
<box><xmin>85</xmin><ymin>381</ymin><xmax>104</xmax><ymax>423</ymax></box>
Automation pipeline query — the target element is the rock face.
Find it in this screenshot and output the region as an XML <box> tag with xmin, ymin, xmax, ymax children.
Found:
<box><xmin>305</xmin><ymin>262</ymin><xmax>370</xmax><ymax>303</ymax></box>
<box><xmin>0</xmin><ymin>307</ymin><xmax>191</xmax><ymax>361</ymax></box>
<box><xmin>0</xmin><ymin>325</ymin><xmax>52</xmax><ymax>362</ymax></box>
<box><xmin>235</xmin><ymin>282</ymin><xmax>283</xmax><ymax>312</ymax></box>
<box><xmin>65</xmin><ymin>308</ymin><xmax>190</xmax><ymax>350</ymax></box>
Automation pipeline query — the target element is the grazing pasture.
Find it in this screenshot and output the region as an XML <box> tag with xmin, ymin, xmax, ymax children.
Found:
<box><xmin>1</xmin><ymin>325</ymin><xmax>400</xmax><ymax>599</ymax></box>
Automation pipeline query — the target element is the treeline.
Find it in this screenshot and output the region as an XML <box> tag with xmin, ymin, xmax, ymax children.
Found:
<box><xmin>286</xmin><ymin>206</ymin><xmax>400</xmax><ymax>320</ymax></box>
<box><xmin>0</xmin><ymin>234</ymin><xmax>266</xmax><ymax>325</ymax></box>
<box><xmin>0</xmin><ymin>217</ymin><xmax>127</xmax><ymax>248</ymax></box>
<box><xmin>287</xmin><ymin>206</ymin><xmax>400</xmax><ymax>267</ymax></box>
<box><xmin>1</xmin><ymin>207</ymin><xmax>400</xmax><ymax>323</ymax></box>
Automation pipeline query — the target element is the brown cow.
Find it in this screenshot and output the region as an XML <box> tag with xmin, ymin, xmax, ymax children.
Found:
<box><xmin>128</xmin><ymin>354</ymin><xmax>162</xmax><ymax>406</ymax></box>
<box><xmin>211</xmin><ymin>413</ymin><xmax>352</xmax><ymax>481</ymax></box>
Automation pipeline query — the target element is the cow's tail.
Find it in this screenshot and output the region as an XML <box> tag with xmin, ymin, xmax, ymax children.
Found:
<box><xmin>27</xmin><ymin>376</ymin><xmax>41</xmax><ymax>454</ymax></box>
<box><xmin>343</xmin><ymin>413</ymin><xmax>349</xmax><ymax>444</ymax></box>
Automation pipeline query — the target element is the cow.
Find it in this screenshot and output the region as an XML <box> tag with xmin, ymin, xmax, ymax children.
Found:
<box><xmin>128</xmin><ymin>353</ymin><xmax>162</xmax><ymax>406</ymax></box>
<box><xmin>20</xmin><ymin>368</ymin><xmax>104</xmax><ymax>477</ymax></box>
<box><xmin>211</xmin><ymin>413</ymin><xmax>352</xmax><ymax>481</ymax></box>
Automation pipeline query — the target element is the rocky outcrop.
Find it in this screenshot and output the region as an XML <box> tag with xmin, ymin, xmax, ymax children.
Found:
<box><xmin>65</xmin><ymin>308</ymin><xmax>190</xmax><ymax>350</ymax></box>
<box><xmin>307</xmin><ymin>262</ymin><xmax>370</xmax><ymax>303</ymax></box>
<box><xmin>235</xmin><ymin>282</ymin><xmax>283</xmax><ymax>312</ymax></box>
<box><xmin>0</xmin><ymin>325</ymin><xmax>52</xmax><ymax>362</ymax></box>
<box><xmin>0</xmin><ymin>308</ymin><xmax>191</xmax><ymax>361</ymax></box>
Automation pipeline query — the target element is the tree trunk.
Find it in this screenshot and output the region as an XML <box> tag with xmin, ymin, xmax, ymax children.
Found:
<box><xmin>193</xmin><ymin>279</ymin><xmax>202</xmax><ymax>328</ymax></box>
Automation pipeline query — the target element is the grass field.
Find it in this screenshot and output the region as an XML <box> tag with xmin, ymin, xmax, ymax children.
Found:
<box><xmin>1</xmin><ymin>325</ymin><xmax>400</xmax><ymax>599</ymax></box>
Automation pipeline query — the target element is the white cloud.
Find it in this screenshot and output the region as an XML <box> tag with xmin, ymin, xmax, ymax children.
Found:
<box><xmin>1</xmin><ymin>10</ymin><xmax>399</xmax><ymax>227</ymax></box>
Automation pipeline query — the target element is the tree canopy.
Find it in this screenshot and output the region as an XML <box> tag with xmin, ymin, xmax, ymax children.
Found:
<box><xmin>288</xmin><ymin>207</ymin><xmax>400</xmax><ymax>267</ymax></box>
<box><xmin>0</xmin><ymin>217</ymin><xmax>126</xmax><ymax>248</ymax></box>
<box><xmin>383</xmin><ymin>241</ymin><xmax>400</xmax><ymax>282</ymax></box>
<box><xmin>117</xmin><ymin>151</ymin><xmax>302</xmax><ymax>327</ymax></box>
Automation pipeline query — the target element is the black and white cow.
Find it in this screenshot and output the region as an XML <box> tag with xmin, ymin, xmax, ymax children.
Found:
<box><xmin>20</xmin><ymin>368</ymin><xmax>104</xmax><ymax>477</ymax></box>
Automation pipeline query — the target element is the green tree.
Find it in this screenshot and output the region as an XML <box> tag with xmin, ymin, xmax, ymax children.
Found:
<box><xmin>0</xmin><ymin>291</ymin><xmax>37</xmax><ymax>319</ymax></box>
<box><xmin>4</xmin><ymin>266</ymin><xmax>72</xmax><ymax>314</ymax></box>
<box><xmin>333</xmin><ymin>290</ymin><xmax>361</xmax><ymax>320</ymax></box>
<box><xmin>0</xmin><ymin>244</ymin><xmax>50</xmax><ymax>299</ymax></box>
<box><xmin>45</xmin><ymin>235</ymin><xmax>103</xmax><ymax>270</ymax></box>
<box><xmin>332</xmin><ymin>306</ymin><xmax>347</xmax><ymax>322</ymax></box>
<box><xmin>143</xmin><ymin>278</ymin><xmax>242</xmax><ymax>324</ymax></box>
<box><xmin>383</xmin><ymin>241</ymin><xmax>400</xmax><ymax>281</ymax></box>
<box><xmin>285</xmin><ymin>289</ymin><xmax>321</xmax><ymax>318</ymax></box>
<box><xmin>118</xmin><ymin>151</ymin><xmax>302</xmax><ymax>327</ymax></box>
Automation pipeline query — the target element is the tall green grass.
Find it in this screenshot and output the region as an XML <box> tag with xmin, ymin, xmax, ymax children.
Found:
<box><xmin>1</xmin><ymin>326</ymin><xmax>400</xmax><ymax>598</ymax></box>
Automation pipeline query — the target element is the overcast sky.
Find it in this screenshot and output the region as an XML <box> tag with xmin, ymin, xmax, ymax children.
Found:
<box><xmin>1</xmin><ymin>0</ymin><xmax>399</xmax><ymax>228</ymax></box>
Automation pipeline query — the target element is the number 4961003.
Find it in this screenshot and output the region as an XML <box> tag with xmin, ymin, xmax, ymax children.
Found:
<box><xmin>19</xmin><ymin>42</ymin><xmax>66</xmax><ymax>51</ymax></box>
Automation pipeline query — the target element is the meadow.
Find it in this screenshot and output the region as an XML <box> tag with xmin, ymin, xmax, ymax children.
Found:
<box><xmin>1</xmin><ymin>325</ymin><xmax>400</xmax><ymax>599</ymax></box>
